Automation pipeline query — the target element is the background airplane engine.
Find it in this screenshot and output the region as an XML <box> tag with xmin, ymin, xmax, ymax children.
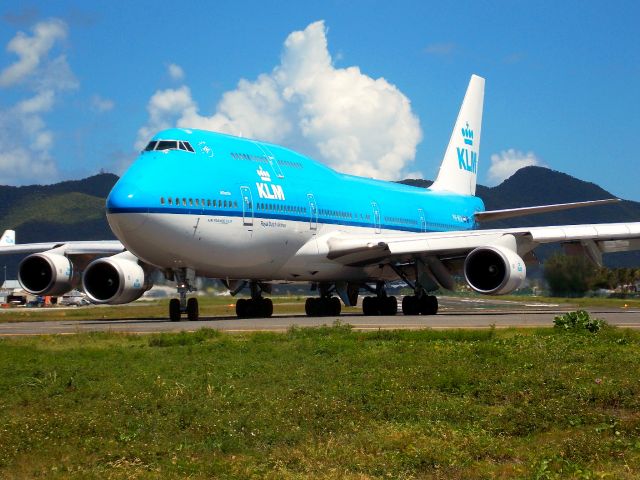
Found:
<box><xmin>463</xmin><ymin>245</ymin><xmax>526</xmax><ymax>295</ymax></box>
<box><xmin>82</xmin><ymin>252</ymin><xmax>151</xmax><ymax>304</ymax></box>
<box><xmin>18</xmin><ymin>251</ymin><xmax>78</xmax><ymax>296</ymax></box>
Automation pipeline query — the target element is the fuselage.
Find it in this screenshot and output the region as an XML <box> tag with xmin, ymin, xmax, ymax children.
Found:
<box><xmin>106</xmin><ymin>128</ymin><xmax>485</xmax><ymax>281</ymax></box>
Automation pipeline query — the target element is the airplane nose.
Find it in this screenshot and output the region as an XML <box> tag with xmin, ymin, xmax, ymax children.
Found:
<box><xmin>106</xmin><ymin>178</ymin><xmax>148</xmax><ymax>233</ymax></box>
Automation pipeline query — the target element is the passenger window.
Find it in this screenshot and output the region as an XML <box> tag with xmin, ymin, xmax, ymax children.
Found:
<box><xmin>207</xmin><ymin>199</ymin><xmax>211</xmax><ymax>207</ymax></box>
<box><xmin>233</xmin><ymin>201</ymin><xmax>238</xmax><ymax>208</ymax></box>
<box><xmin>223</xmin><ymin>200</ymin><xmax>227</xmax><ymax>208</ymax></box>
<box><xmin>160</xmin><ymin>197</ymin><xmax>165</xmax><ymax>205</ymax></box>
<box><xmin>189</xmin><ymin>198</ymin><xmax>193</xmax><ymax>206</ymax></box>
<box><xmin>182</xmin><ymin>198</ymin><xmax>186</xmax><ymax>206</ymax></box>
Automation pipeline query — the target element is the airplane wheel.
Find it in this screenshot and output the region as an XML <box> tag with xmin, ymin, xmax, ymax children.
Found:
<box><xmin>362</xmin><ymin>296</ymin><xmax>378</xmax><ymax>316</ymax></box>
<box><xmin>402</xmin><ymin>296</ymin><xmax>419</xmax><ymax>315</ymax></box>
<box><xmin>419</xmin><ymin>295</ymin><xmax>438</xmax><ymax>315</ymax></box>
<box><xmin>305</xmin><ymin>297</ymin><xmax>318</xmax><ymax>316</ymax></box>
<box><xmin>186</xmin><ymin>297</ymin><xmax>199</xmax><ymax>321</ymax></box>
<box><xmin>383</xmin><ymin>296</ymin><xmax>398</xmax><ymax>315</ymax></box>
<box><xmin>429</xmin><ymin>296</ymin><xmax>439</xmax><ymax>315</ymax></box>
<box><xmin>169</xmin><ymin>298</ymin><xmax>181</xmax><ymax>322</ymax></box>
<box><xmin>236</xmin><ymin>298</ymin><xmax>248</xmax><ymax>318</ymax></box>
<box><xmin>330</xmin><ymin>296</ymin><xmax>341</xmax><ymax>316</ymax></box>
<box><xmin>261</xmin><ymin>298</ymin><xmax>274</xmax><ymax>318</ymax></box>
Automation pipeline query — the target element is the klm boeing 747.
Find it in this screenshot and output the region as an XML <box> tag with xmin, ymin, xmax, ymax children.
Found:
<box><xmin>2</xmin><ymin>75</ymin><xmax>639</xmax><ymax>321</ymax></box>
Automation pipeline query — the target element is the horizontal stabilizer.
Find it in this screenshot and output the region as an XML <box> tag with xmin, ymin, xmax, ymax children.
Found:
<box><xmin>475</xmin><ymin>198</ymin><xmax>621</xmax><ymax>222</ymax></box>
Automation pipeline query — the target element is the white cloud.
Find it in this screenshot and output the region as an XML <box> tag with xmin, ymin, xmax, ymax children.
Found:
<box><xmin>0</xmin><ymin>147</ymin><xmax>57</xmax><ymax>185</ymax></box>
<box><xmin>488</xmin><ymin>148</ymin><xmax>543</xmax><ymax>184</ymax></box>
<box><xmin>0</xmin><ymin>18</ymin><xmax>67</xmax><ymax>87</ymax></box>
<box><xmin>91</xmin><ymin>94</ymin><xmax>115</xmax><ymax>112</ymax></box>
<box><xmin>167</xmin><ymin>63</ymin><xmax>185</xmax><ymax>81</ymax></box>
<box><xmin>0</xmin><ymin>18</ymin><xmax>78</xmax><ymax>185</ymax></box>
<box><xmin>136</xmin><ymin>21</ymin><xmax>422</xmax><ymax>180</ymax></box>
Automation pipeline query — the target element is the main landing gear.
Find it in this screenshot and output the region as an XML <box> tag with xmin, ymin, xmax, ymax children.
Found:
<box><xmin>361</xmin><ymin>281</ymin><xmax>398</xmax><ymax>316</ymax></box>
<box><xmin>235</xmin><ymin>281</ymin><xmax>273</xmax><ymax>318</ymax></box>
<box><xmin>401</xmin><ymin>294</ymin><xmax>438</xmax><ymax>315</ymax></box>
<box><xmin>169</xmin><ymin>268</ymin><xmax>199</xmax><ymax>322</ymax></box>
<box><xmin>304</xmin><ymin>283</ymin><xmax>342</xmax><ymax>316</ymax></box>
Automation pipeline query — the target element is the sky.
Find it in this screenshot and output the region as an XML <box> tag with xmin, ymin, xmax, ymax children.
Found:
<box><xmin>0</xmin><ymin>1</ymin><xmax>638</xmax><ymax>201</ymax></box>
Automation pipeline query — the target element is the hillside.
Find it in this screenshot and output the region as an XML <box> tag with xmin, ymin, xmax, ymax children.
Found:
<box><xmin>1</xmin><ymin>168</ymin><xmax>639</xmax><ymax>277</ymax></box>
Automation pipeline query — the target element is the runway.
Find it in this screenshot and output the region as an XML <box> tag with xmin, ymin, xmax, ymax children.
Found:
<box><xmin>1</xmin><ymin>296</ymin><xmax>639</xmax><ymax>336</ymax></box>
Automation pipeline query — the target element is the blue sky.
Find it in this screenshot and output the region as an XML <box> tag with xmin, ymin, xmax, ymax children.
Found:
<box><xmin>0</xmin><ymin>1</ymin><xmax>638</xmax><ymax>200</ymax></box>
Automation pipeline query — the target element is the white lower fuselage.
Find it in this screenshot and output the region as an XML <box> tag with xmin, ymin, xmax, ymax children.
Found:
<box><xmin>108</xmin><ymin>211</ymin><xmax>395</xmax><ymax>282</ymax></box>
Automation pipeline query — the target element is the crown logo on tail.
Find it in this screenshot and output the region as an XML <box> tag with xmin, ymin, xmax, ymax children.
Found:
<box><xmin>461</xmin><ymin>122</ymin><xmax>474</xmax><ymax>146</ymax></box>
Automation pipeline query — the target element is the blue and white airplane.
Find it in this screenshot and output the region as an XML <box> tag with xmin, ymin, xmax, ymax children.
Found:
<box><xmin>2</xmin><ymin>75</ymin><xmax>639</xmax><ymax>321</ymax></box>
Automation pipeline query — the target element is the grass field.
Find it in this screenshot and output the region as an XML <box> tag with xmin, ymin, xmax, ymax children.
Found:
<box><xmin>0</xmin><ymin>324</ymin><xmax>639</xmax><ymax>478</ymax></box>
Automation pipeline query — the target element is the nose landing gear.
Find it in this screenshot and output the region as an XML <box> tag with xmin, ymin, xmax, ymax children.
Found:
<box><xmin>168</xmin><ymin>268</ymin><xmax>199</xmax><ymax>322</ymax></box>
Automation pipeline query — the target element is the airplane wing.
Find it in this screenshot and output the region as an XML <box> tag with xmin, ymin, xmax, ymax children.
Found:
<box><xmin>325</xmin><ymin>222</ymin><xmax>640</xmax><ymax>267</ymax></box>
<box><xmin>474</xmin><ymin>198</ymin><xmax>621</xmax><ymax>222</ymax></box>
<box><xmin>0</xmin><ymin>228</ymin><xmax>124</xmax><ymax>255</ymax></box>
<box><xmin>0</xmin><ymin>239</ymin><xmax>124</xmax><ymax>255</ymax></box>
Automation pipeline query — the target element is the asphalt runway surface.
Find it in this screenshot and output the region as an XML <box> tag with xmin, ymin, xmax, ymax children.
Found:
<box><xmin>1</xmin><ymin>296</ymin><xmax>639</xmax><ymax>336</ymax></box>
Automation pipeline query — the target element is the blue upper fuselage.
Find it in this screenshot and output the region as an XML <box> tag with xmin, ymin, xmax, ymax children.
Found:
<box><xmin>107</xmin><ymin>128</ymin><xmax>485</xmax><ymax>232</ymax></box>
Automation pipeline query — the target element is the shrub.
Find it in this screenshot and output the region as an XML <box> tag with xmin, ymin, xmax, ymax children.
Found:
<box><xmin>553</xmin><ymin>310</ymin><xmax>608</xmax><ymax>333</ymax></box>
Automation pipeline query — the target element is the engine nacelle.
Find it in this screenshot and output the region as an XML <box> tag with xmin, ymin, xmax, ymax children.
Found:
<box><xmin>18</xmin><ymin>251</ymin><xmax>78</xmax><ymax>296</ymax></box>
<box><xmin>82</xmin><ymin>252</ymin><xmax>151</xmax><ymax>304</ymax></box>
<box><xmin>464</xmin><ymin>245</ymin><xmax>526</xmax><ymax>295</ymax></box>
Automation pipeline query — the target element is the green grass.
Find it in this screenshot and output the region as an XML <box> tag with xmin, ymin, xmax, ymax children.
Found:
<box><xmin>0</xmin><ymin>325</ymin><xmax>639</xmax><ymax>478</ymax></box>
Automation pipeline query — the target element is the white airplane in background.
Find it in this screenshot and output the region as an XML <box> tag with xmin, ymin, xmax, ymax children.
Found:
<box><xmin>2</xmin><ymin>75</ymin><xmax>639</xmax><ymax>321</ymax></box>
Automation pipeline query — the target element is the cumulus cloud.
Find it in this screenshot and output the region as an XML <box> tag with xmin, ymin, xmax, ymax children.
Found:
<box><xmin>0</xmin><ymin>18</ymin><xmax>77</xmax><ymax>185</ymax></box>
<box><xmin>488</xmin><ymin>148</ymin><xmax>543</xmax><ymax>184</ymax></box>
<box><xmin>167</xmin><ymin>63</ymin><xmax>185</xmax><ymax>81</ymax></box>
<box><xmin>136</xmin><ymin>21</ymin><xmax>422</xmax><ymax>180</ymax></box>
<box><xmin>91</xmin><ymin>94</ymin><xmax>115</xmax><ymax>112</ymax></box>
<box><xmin>0</xmin><ymin>18</ymin><xmax>67</xmax><ymax>87</ymax></box>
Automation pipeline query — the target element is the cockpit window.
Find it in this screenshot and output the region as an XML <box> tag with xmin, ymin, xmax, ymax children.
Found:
<box><xmin>143</xmin><ymin>139</ymin><xmax>195</xmax><ymax>153</ymax></box>
<box><xmin>156</xmin><ymin>140</ymin><xmax>178</xmax><ymax>151</ymax></box>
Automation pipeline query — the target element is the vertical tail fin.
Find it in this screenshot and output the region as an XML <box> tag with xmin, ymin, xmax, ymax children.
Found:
<box><xmin>0</xmin><ymin>230</ymin><xmax>15</xmax><ymax>246</ymax></box>
<box><xmin>430</xmin><ymin>74</ymin><xmax>485</xmax><ymax>196</ymax></box>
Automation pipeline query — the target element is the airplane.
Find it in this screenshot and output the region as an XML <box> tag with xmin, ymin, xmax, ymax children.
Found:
<box><xmin>1</xmin><ymin>74</ymin><xmax>639</xmax><ymax>321</ymax></box>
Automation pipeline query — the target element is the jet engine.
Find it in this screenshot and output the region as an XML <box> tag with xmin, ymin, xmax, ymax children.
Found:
<box><xmin>18</xmin><ymin>251</ymin><xmax>78</xmax><ymax>296</ymax></box>
<box><xmin>82</xmin><ymin>252</ymin><xmax>152</xmax><ymax>304</ymax></box>
<box><xmin>464</xmin><ymin>245</ymin><xmax>526</xmax><ymax>295</ymax></box>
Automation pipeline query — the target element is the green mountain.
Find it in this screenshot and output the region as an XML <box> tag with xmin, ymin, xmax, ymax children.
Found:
<box><xmin>1</xmin><ymin>168</ymin><xmax>639</xmax><ymax>278</ymax></box>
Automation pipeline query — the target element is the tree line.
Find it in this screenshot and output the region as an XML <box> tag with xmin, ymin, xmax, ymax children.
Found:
<box><xmin>543</xmin><ymin>254</ymin><xmax>640</xmax><ymax>297</ymax></box>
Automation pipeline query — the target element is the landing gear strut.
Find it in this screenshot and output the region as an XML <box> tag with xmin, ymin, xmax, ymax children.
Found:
<box><xmin>361</xmin><ymin>281</ymin><xmax>398</xmax><ymax>316</ymax></box>
<box><xmin>235</xmin><ymin>281</ymin><xmax>273</xmax><ymax>318</ymax></box>
<box><xmin>169</xmin><ymin>268</ymin><xmax>199</xmax><ymax>322</ymax></box>
<box><xmin>304</xmin><ymin>283</ymin><xmax>342</xmax><ymax>316</ymax></box>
